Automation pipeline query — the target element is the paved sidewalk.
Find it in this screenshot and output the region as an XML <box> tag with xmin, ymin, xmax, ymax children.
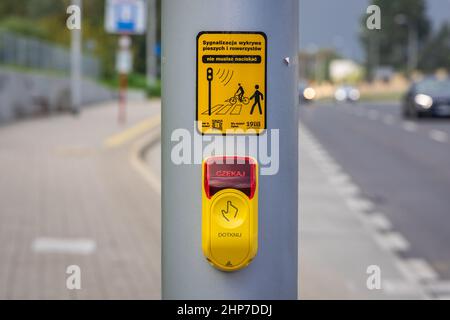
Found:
<box><xmin>0</xmin><ymin>99</ymin><xmax>161</xmax><ymax>299</ymax></box>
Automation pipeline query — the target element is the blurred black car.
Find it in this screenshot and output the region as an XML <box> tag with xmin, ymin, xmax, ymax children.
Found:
<box><xmin>403</xmin><ymin>78</ymin><xmax>450</xmax><ymax>118</ymax></box>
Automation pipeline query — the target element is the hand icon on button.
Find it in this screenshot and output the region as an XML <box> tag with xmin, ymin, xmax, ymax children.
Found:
<box><xmin>221</xmin><ymin>201</ymin><xmax>238</xmax><ymax>222</ymax></box>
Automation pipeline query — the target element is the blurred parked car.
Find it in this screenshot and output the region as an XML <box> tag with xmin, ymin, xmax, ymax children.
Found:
<box><xmin>334</xmin><ymin>85</ymin><xmax>360</xmax><ymax>103</ymax></box>
<box><xmin>298</xmin><ymin>81</ymin><xmax>316</xmax><ymax>103</ymax></box>
<box><xmin>403</xmin><ymin>77</ymin><xmax>450</xmax><ymax>119</ymax></box>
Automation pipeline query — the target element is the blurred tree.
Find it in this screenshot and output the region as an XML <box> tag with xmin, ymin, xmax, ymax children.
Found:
<box><xmin>360</xmin><ymin>0</ymin><xmax>431</xmax><ymax>77</ymax></box>
<box><xmin>418</xmin><ymin>23</ymin><xmax>450</xmax><ymax>73</ymax></box>
<box><xmin>0</xmin><ymin>0</ymin><xmax>161</xmax><ymax>81</ymax></box>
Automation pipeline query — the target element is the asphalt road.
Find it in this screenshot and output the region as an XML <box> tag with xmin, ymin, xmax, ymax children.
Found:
<box><xmin>300</xmin><ymin>101</ymin><xmax>450</xmax><ymax>280</ymax></box>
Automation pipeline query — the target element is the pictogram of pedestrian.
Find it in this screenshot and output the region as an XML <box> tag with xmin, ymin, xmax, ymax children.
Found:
<box><xmin>249</xmin><ymin>85</ymin><xmax>263</xmax><ymax>115</ymax></box>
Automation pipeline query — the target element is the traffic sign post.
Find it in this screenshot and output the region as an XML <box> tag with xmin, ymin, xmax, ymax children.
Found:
<box><xmin>105</xmin><ymin>0</ymin><xmax>146</xmax><ymax>124</ymax></box>
<box><xmin>162</xmin><ymin>0</ymin><xmax>299</xmax><ymax>299</ymax></box>
<box><xmin>105</xmin><ymin>0</ymin><xmax>147</xmax><ymax>35</ymax></box>
<box><xmin>116</xmin><ymin>36</ymin><xmax>133</xmax><ymax>124</ymax></box>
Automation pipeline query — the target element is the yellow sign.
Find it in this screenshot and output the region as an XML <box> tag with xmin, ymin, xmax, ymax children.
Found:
<box><xmin>197</xmin><ymin>32</ymin><xmax>266</xmax><ymax>135</ymax></box>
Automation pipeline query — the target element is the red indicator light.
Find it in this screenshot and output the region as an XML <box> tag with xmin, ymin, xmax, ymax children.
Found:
<box><xmin>204</xmin><ymin>156</ymin><xmax>256</xmax><ymax>199</ymax></box>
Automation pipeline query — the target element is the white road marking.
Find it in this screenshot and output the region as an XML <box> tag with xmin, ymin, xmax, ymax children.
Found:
<box><xmin>383</xmin><ymin>114</ymin><xmax>395</xmax><ymax>125</ymax></box>
<box><xmin>402</xmin><ymin>121</ymin><xmax>417</xmax><ymax>132</ymax></box>
<box><xmin>425</xmin><ymin>281</ymin><xmax>450</xmax><ymax>293</ymax></box>
<box><xmin>318</xmin><ymin>162</ymin><xmax>342</xmax><ymax>175</ymax></box>
<box><xmin>336</xmin><ymin>182</ymin><xmax>361</xmax><ymax>196</ymax></box>
<box><xmin>299</xmin><ymin>122</ymin><xmax>436</xmax><ymax>299</ymax></box>
<box><xmin>32</xmin><ymin>238</ymin><xmax>96</xmax><ymax>255</ymax></box>
<box><xmin>383</xmin><ymin>280</ymin><xmax>422</xmax><ymax>296</ymax></box>
<box><xmin>328</xmin><ymin>173</ymin><xmax>351</xmax><ymax>185</ymax></box>
<box><xmin>429</xmin><ymin>130</ymin><xmax>449</xmax><ymax>143</ymax></box>
<box><xmin>405</xmin><ymin>259</ymin><xmax>439</xmax><ymax>281</ymax></box>
<box><xmin>369</xmin><ymin>213</ymin><xmax>393</xmax><ymax>231</ymax></box>
<box><xmin>345</xmin><ymin>197</ymin><xmax>375</xmax><ymax>212</ymax></box>
<box><xmin>375</xmin><ymin>232</ymin><xmax>410</xmax><ymax>252</ymax></box>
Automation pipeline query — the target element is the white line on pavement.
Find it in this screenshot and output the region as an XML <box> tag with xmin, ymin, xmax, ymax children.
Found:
<box><xmin>383</xmin><ymin>280</ymin><xmax>422</xmax><ymax>296</ymax></box>
<box><xmin>425</xmin><ymin>281</ymin><xmax>450</xmax><ymax>297</ymax></box>
<box><xmin>368</xmin><ymin>213</ymin><xmax>393</xmax><ymax>231</ymax></box>
<box><xmin>375</xmin><ymin>232</ymin><xmax>410</xmax><ymax>252</ymax></box>
<box><xmin>402</xmin><ymin>121</ymin><xmax>417</xmax><ymax>132</ymax></box>
<box><xmin>299</xmin><ymin>123</ymin><xmax>433</xmax><ymax>299</ymax></box>
<box><xmin>345</xmin><ymin>197</ymin><xmax>375</xmax><ymax>212</ymax></box>
<box><xmin>336</xmin><ymin>182</ymin><xmax>361</xmax><ymax>197</ymax></box>
<box><xmin>318</xmin><ymin>162</ymin><xmax>342</xmax><ymax>175</ymax></box>
<box><xmin>405</xmin><ymin>259</ymin><xmax>439</xmax><ymax>282</ymax></box>
<box><xmin>32</xmin><ymin>238</ymin><xmax>96</xmax><ymax>255</ymax></box>
<box><xmin>327</xmin><ymin>173</ymin><xmax>351</xmax><ymax>185</ymax></box>
<box><xmin>429</xmin><ymin>130</ymin><xmax>449</xmax><ymax>143</ymax></box>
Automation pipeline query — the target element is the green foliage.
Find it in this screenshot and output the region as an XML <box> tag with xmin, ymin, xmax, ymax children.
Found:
<box><xmin>0</xmin><ymin>16</ymin><xmax>47</xmax><ymax>38</ymax></box>
<box><xmin>146</xmin><ymin>79</ymin><xmax>161</xmax><ymax>98</ymax></box>
<box><xmin>361</xmin><ymin>0</ymin><xmax>431</xmax><ymax>74</ymax></box>
<box><xmin>0</xmin><ymin>0</ymin><xmax>161</xmax><ymax>82</ymax></box>
<box><xmin>418</xmin><ymin>23</ymin><xmax>450</xmax><ymax>73</ymax></box>
<box><xmin>100</xmin><ymin>73</ymin><xmax>161</xmax><ymax>97</ymax></box>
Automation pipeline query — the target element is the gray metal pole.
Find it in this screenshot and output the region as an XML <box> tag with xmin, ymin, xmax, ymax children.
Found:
<box><xmin>162</xmin><ymin>0</ymin><xmax>298</xmax><ymax>299</ymax></box>
<box><xmin>70</xmin><ymin>0</ymin><xmax>82</xmax><ymax>113</ymax></box>
<box><xmin>146</xmin><ymin>0</ymin><xmax>158</xmax><ymax>86</ymax></box>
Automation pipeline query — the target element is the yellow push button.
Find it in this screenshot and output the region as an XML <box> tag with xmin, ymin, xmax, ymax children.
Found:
<box><xmin>211</xmin><ymin>192</ymin><xmax>248</xmax><ymax>229</ymax></box>
<box><xmin>202</xmin><ymin>156</ymin><xmax>258</xmax><ymax>272</ymax></box>
<box><xmin>210</xmin><ymin>191</ymin><xmax>250</xmax><ymax>269</ymax></box>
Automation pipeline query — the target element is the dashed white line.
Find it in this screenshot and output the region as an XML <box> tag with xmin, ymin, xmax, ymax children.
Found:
<box><xmin>336</xmin><ymin>182</ymin><xmax>361</xmax><ymax>197</ymax></box>
<box><xmin>300</xmin><ymin>122</ymin><xmax>438</xmax><ymax>298</ymax></box>
<box><xmin>426</xmin><ymin>280</ymin><xmax>450</xmax><ymax>292</ymax></box>
<box><xmin>375</xmin><ymin>232</ymin><xmax>410</xmax><ymax>252</ymax></box>
<box><xmin>405</xmin><ymin>258</ymin><xmax>439</xmax><ymax>282</ymax></box>
<box><xmin>328</xmin><ymin>173</ymin><xmax>351</xmax><ymax>185</ymax></box>
<box><xmin>402</xmin><ymin>121</ymin><xmax>417</xmax><ymax>132</ymax></box>
<box><xmin>383</xmin><ymin>280</ymin><xmax>422</xmax><ymax>296</ymax></box>
<box><xmin>318</xmin><ymin>162</ymin><xmax>342</xmax><ymax>175</ymax></box>
<box><xmin>345</xmin><ymin>197</ymin><xmax>375</xmax><ymax>212</ymax></box>
<box><xmin>32</xmin><ymin>238</ymin><xmax>96</xmax><ymax>255</ymax></box>
<box><xmin>429</xmin><ymin>130</ymin><xmax>449</xmax><ymax>143</ymax></box>
<box><xmin>369</xmin><ymin>213</ymin><xmax>393</xmax><ymax>231</ymax></box>
<box><xmin>425</xmin><ymin>281</ymin><xmax>450</xmax><ymax>299</ymax></box>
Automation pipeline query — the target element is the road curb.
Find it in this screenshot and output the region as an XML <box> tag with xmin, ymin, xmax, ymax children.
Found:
<box><xmin>129</xmin><ymin>122</ymin><xmax>161</xmax><ymax>194</ymax></box>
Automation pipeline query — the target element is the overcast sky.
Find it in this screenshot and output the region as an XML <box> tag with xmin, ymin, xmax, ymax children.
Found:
<box><xmin>299</xmin><ymin>0</ymin><xmax>450</xmax><ymax>61</ymax></box>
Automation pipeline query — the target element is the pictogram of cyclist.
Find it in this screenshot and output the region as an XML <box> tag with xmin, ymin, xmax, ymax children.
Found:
<box><xmin>226</xmin><ymin>83</ymin><xmax>250</xmax><ymax>105</ymax></box>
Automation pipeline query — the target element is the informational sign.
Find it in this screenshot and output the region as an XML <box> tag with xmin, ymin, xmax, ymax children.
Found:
<box><xmin>105</xmin><ymin>0</ymin><xmax>147</xmax><ymax>34</ymax></box>
<box><xmin>197</xmin><ymin>32</ymin><xmax>267</xmax><ymax>135</ymax></box>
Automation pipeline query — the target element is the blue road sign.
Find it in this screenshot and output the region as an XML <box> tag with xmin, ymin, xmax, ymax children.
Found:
<box><xmin>105</xmin><ymin>0</ymin><xmax>147</xmax><ymax>35</ymax></box>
